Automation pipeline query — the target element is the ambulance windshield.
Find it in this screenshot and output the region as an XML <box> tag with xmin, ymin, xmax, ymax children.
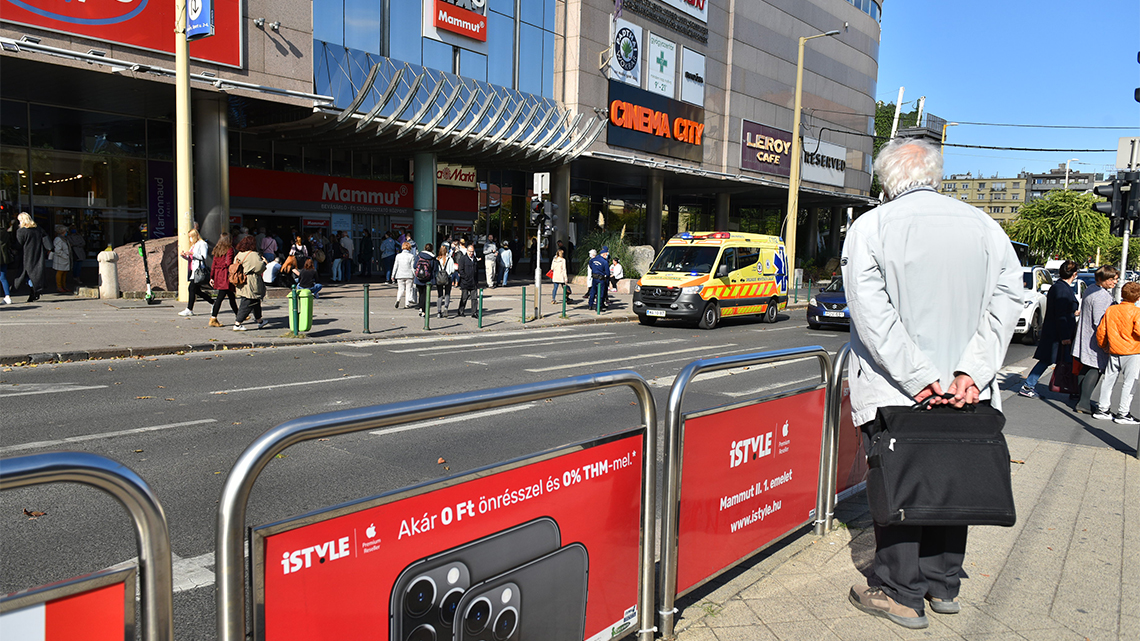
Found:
<box><xmin>648</xmin><ymin>246</ymin><xmax>720</xmax><ymax>274</ymax></box>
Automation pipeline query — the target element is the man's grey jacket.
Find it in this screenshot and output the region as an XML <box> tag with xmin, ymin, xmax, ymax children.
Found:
<box><xmin>841</xmin><ymin>187</ymin><xmax>1024</xmax><ymax>427</ymax></box>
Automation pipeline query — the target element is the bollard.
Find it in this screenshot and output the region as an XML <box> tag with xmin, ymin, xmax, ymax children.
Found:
<box><xmin>424</xmin><ymin>285</ymin><xmax>431</xmax><ymax>331</ymax></box>
<box><xmin>561</xmin><ymin>284</ymin><xmax>568</xmax><ymax>319</ymax></box>
<box><xmin>290</xmin><ymin>286</ymin><xmax>300</xmax><ymax>337</ymax></box>
<box><xmin>522</xmin><ymin>286</ymin><xmax>527</xmax><ymax>324</ymax></box>
<box><xmin>363</xmin><ymin>283</ymin><xmax>371</xmax><ymax>334</ymax></box>
<box><xmin>478</xmin><ymin>288</ymin><xmax>483</xmax><ymax>329</ymax></box>
<box><xmin>596</xmin><ymin>282</ymin><xmax>602</xmax><ymax>315</ymax></box>
<box><xmin>96</xmin><ymin>248</ymin><xmax>119</xmax><ymax>299</ymax></box>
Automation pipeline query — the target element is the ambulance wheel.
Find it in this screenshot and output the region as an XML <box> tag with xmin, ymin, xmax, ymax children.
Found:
<box><xmin>638</xmin><ymin>315</ymin><xmax>657</xmax><ymax>326</ymax></box>
<box><xmin>763</xmin><ymin>299</ymin><xmax>779</xmax><ymax>324</ymax></box>
<box><xmin>698</xmin><ymin>302</ymin><xmax>719</xmax><ymax>330</ymax></box>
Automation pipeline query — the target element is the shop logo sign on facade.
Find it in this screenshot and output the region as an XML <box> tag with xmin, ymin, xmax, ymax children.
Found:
<box><xmin>611</xmin><ymin>17</ymin><xmax>642</xmax><ymax>87</ymax></box>
<box><xmin>741</xmin><ymin>120</ymin><xmax>793</xmax><ymax>177</ymax></box>
<box><xmin>607</xmin><ymin>80</ymin><xmax>705</xmax><ymax>162</ymax></box>
<box><xmin>647</xmin><ymin>32</ymin><xmax>676</xmax><ymax>98</ymax></box>
<box><xmin>657</xmin><ymin>0</ymin><xmax>709</xmax><ymax>23</ymax></box>
<box><xmin>680</xmin><ymin>47</ymin><xmax>705</xmax><ymax>106</ymax></box>
<box><xmin>801</xmin><ymin>138</ymin><xmax>848</xmax><ymax>188</ymax></box>
<box><xmin>433</xmin><ymin>0</ymin><xmax>487</xmax><ymax>42</ymax></box>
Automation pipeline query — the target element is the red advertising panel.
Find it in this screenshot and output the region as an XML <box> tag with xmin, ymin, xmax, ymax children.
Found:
<box><xmin>0</xmin><ymin>568</ymin><xmax>133</xmax><ymax>641</ymax></box>
<box><xmin>255</xmin><ymin>431</ymin><xmax>644</xmax><ymax>641</ymax></box>
<box><xmin>230</xmin><ymin>167</ymin><xmax>414</xmax><ymax>210</ymax></box>
<box><xmin>0</xmin><ymin>0</ymin><xmax>242</xmax><ymax>67</ymax></box>
<box><xmin>834</xmin><ymin>380</ymin><xmax>868</xmax><ymax>499</ymax></box>
<box><xmin>676</xmin><ymin>389</ymin><xmax>825</xmax><ymax>594</ymax></box>
<box><xmin>433</xmin><ymin>0</ymin><xmax>488</xmax><ymax>42</ymax></box>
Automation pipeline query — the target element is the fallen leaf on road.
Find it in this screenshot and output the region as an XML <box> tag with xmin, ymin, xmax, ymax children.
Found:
<box><xmin>134</xmin><ymin>449</ymin><xmax>144</xmax><ymax>453</ymax></box>
<box><xmin>232</xmin><ymin>422</ymin><xmax>241</xmax><ymax>425</ymax></box>
<box><xmin>165</xmin><ymin>398</ymin><xmax>175</xmax><ymax>401</ymax></box>
<box><xmin>445</xmin><ymin>467</ymin><xmax>450</xmax><ymax>471</ymax></box>
<box><xmin>318</xmin><ymin>438</ymin><xmax>329</xmax><ymax>442</ymax></box>
<box><xmin>629</xmin><ymin>402</ymin><xmax>636</xmax><ymax>406</ymax></box>
<box><xmin>24</xmin><ymin>509</ymin><xmax>46</xmax><ymax>519</ymax></box>
<box><xmin>214</xmin><ymin>471</ymin><xmax>222</xmax><ymax>475</ymax></box>
<box><xmin>1047</xmin><ymin>546</ymin><xmax>1053</xmax><ymax>550</ymax></box>
<box><xmin>157</xmin><ymin>386</ymin><xmax>165</xmax><ymax>389</ymax></box>
<box><xmin>1010</xmin><ymin>459</ymin><xmax>1025</xmax><ymax>464</ymax></box>
<box><xmin>135</xmin><ymin>396</ymin><xmax>153</xmax><ymax>399</ymax></box>
<box><xmin>275</xmin><ymin>454</ymin><xmax>287</xmax><ymax>459</ymax></box>
<box><xmin>437</xmin><ymin>458</ymin><xmax>446</xmax><ymax>464</ymax></box>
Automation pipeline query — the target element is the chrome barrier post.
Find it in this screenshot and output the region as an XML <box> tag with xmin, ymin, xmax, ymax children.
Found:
<box><xmin>658</xmin><ymin>346</ymin><xmax>833</xmax><ymax>640</ymax></box>
<box><xmin>815</xmin><ymin>343</ymin><xmax>851</xmax><ymax>534</ymax></box>
<box><xmin>216</xmin><ymin>371</ymin><xmax>658</xmax><ymax>641</ymax></box>
<box><xmin>1</xmin><ymin>452</ymin><xmax>174</xmax><ymax>641</ymax></box>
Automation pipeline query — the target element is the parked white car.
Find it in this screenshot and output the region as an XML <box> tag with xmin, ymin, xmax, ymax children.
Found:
<box><xmin>1015</xmin><ymin>266</ymin><xmax>1053</xmax><ymax>345</ymax></box>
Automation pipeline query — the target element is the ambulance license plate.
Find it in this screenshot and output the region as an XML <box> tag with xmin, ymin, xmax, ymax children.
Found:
<box><xmin>647</xmin><ymin>310</ymin><xmax>666</xmax><ymax>317</ymax></box>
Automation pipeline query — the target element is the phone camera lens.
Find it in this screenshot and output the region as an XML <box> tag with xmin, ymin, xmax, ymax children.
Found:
<box><xmin>440</xmin><ymin>589</ymin><xmax>464</xmax><ymax>626</ymax></box>
<box><xmin>463</xmin><ymin>598</ymin><xmax>491</xmax><ymax>635</ymax></box>
<box><xmin>406</xmin><ymin>624</ymin><xmax>436</xmax><ymax>641</ymax></box>
<box><xmin>493</xmin><ymin>608</ymin><xmax>517</xmax><ymax>640</ymax></box>
<box><xmin>404</xmin><ymin>578</ymin><xmax>435</xmax><ymax>618</ymax></box>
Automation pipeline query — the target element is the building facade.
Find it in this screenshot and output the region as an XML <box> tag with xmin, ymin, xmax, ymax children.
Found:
<box><xmin>940</xmin><ymin>173</ymin><xmax>1029</xmax><ymax>224</ymax></box>
<box><xmin>1025</xmin><ymin>163</ymin><xmax>1103</xmax><ymax>203</ymax></box>
<box><xmin>1</xmin><ymin>0</ymin><xmax>883</xmax><ymax>273</ymax></box>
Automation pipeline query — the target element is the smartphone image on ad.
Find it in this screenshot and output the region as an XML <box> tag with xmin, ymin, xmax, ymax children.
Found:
<box><xmin>454</xmin><ymin>543</ymin><xmax>589</xmax><ymax>641</ymax></box>
<box><xmin>390</xmin><ymin>517</ymin><xmax>561</xmax><ymax>641</ymax></box>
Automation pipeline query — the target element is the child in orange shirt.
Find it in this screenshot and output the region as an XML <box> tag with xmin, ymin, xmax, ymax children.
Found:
<box><xmin>1093</xmin><ymin>281</ymin><xmax>1140</xmax><ymax>424</ymax></box>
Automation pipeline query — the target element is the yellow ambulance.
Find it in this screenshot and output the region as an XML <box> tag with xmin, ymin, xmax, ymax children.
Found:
<box><xmin>632</xmin><ymin>232</ymin><xmax>789</xmax><ymax>329</ymax></box>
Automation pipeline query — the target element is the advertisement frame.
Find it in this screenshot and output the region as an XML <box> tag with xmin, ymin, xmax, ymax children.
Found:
<box><xmin>249</xmin><ymin>427</ymin><xmax>645</xmax><ymax>641</ymax></box>
<box><xmin>216</xmin><ymin>370</ymin><xmax>658</xmax><ymax>641</ymax></box>
<box><xmin>0</xmin><ymin>566</ymin><xmax>137</xmax><ymax>640</ymax></box>
<box><xmin>657</xmin><ymin>347</ymin><xmax>834</xmax><ymax>640</ymax></box>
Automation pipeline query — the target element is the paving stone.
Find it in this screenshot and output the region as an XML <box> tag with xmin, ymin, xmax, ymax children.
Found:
<box><xmin>702</xmin><ymin>599</ymin><xmax>764</xmax><ymax>629</ymax></box>
<box><xmin>820</xmin><ymin>612</ymin><xmax>909</xmax><ymax>640</ymax></box>
<box><xmin>974</xmin><ymin>604</ymin><xmax>1065</xmax><ymax>632</ymax></box>
<box><xmin>675</xmin><ymin>622</ymin><xmax>721</xmax><ymax>641</ymax></box>
<box><xmin>743</xmin><ymin>595</ymin><xmax>815</xmax><ymax>624</ymax></box>
<box><xmin>763</xmin><ymin>618</ymin><xmax>844</xmax><ymax>641</ymax></box>
<box><xmin>737</xmin><ymin>578</ymin><xmax>793</xmax><ymax>600</ymax></box>
<box><xmin>933</xmin><ymin>606</ymin><xmax>1013</xmax><ymax>636</ymax></box>
<box><xmin>710</xmin><ymin>624</ymin><xmax>779</xmax><ymax>641</ymax></box>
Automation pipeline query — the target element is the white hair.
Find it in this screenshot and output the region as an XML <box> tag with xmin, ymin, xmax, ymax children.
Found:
<box><xmin>874</xmin><ymin>138</ymin><xmax>943</xmax><ymax>199</ymax></box>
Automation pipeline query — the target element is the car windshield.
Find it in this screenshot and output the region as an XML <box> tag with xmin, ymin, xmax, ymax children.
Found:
<box><xmin>822</xmin><ymin>278</ymin><xmax>843</xmax><ymax>293</ymax></box>
<box><xmin>648</xmin><ymin>246</ymin><xmax>720</xmax><ymax>274</ymax></box>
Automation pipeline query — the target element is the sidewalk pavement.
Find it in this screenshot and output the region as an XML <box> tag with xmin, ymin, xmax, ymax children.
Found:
<box><xmin>672</xmin><ymin>434</ymin><xmax>1139</xmax><ymax>641</ymax></box>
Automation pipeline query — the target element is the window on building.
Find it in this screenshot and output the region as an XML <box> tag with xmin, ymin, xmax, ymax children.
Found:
<box><xmin>1011</xmin><ymin>207</ymin><xmax>1019</xmax><ymax>214</ymax></box>
<box><xmin>1013</xmin><ymin>182</ymin><xmax>1020</xmax><ymax>188</ymax></box>
<box><xmin>977</xmin><ymin>193</ymin><xmax>986</xmax><ymax>200</ymax></box>
<box><xmin>992</xmin><ymin>193</ymin><xmax>1003</xmax><ymax>200</ymax></box>
<box><xmin>1012</xmin><ymin>193</ymin><xmax>1019</xmax><ymax>200</ymax></box>
<box><xmin>978</xmin><ymin>182</ymin><xmax>985</xmax><ymax>189</ymax></box>
<box><xmin>1048</xmin><ymin>179</ymin><xmax>1057</xmax><ymax>184</ymax></box>
<box><xmin>992</xmin><ymin>182</ymin><xmax>1005</xmax><ymax>190</ymax></box>
<box><xmin>960</xmin><ymin>195</ymin><xmax>969</xmax><ymax>200</ymax></box>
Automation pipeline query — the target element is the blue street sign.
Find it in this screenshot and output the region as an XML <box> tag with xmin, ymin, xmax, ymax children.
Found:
<box><xmin>187</xmin><ymin>0</ymin><xmax>214</xmax><ymax>40</ymax></box>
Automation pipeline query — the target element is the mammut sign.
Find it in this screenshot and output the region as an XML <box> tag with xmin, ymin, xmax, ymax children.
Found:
<box><xmin>433</xmin><ymin>0</ymin><xmax>487</xmax><ymax>42</ymax></box>
<box><xmin>607</xmin><ymin>80</ymin><xmax>705</xmax><ymax>162</ymax></box>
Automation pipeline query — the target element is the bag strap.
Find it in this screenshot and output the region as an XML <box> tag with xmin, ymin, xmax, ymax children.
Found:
<box><xmin>913</xmin><ymin>392</ymin><xmax>976</xmax><ymax>413</ymax></box>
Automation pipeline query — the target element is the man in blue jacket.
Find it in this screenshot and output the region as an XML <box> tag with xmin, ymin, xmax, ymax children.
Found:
<box><xmin>587</xmin><ymin>247</ymin><xmax>611</xmax><ymax>309</ymax></box>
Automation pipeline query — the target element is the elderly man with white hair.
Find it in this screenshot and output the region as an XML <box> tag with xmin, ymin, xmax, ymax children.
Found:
<box><xmin>842</xmin><ymin>138</ymin><xmax>1023</xmax><ymax>629</ymax></box>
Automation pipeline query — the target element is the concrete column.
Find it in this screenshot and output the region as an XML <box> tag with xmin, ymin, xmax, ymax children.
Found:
<box><xmin>413</xmin><ymin>152</ymin><xmax>437</xmax><ymax>252</ymax></box>
<box><xmin>806</xmin><ymin>207</ymin><xmax>819</xmax><ymax>261</ymax></box>
<box><xmin>829</xmin><ymin>206</ymin><xmax>843</xmax><ymax>256</ymax></box>
<box><xmin>647</xmin><ymin>172</ymin><xmax>664</xmax><ymax>250</ymax></box>
<box><xmin>551</xmin><ymin>163</ymin><xmax>571</xmax><ymax>256</ymax></box>
<box><xmin>715</xmin><ymin>192</ymin><xmax>730</xmax><ymax>231</ymax></box>
<box><xmin>192</xmin><ymin>92</ymin><xmax>229</xmax><ymax>243</ymax></box>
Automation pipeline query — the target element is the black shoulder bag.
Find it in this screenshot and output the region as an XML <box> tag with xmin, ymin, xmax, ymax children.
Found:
<box><xmin>865</xmin><ymin>393</ymin><xmax>1016</xmax><ymax>527</ymax></box>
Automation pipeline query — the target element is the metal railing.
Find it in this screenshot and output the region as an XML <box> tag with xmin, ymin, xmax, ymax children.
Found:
<box><xmin>815</xmin><ymin>342</ymin><xmax>851</xmax><ymax>534</ymax></box>
<box><xmin>216</xmin><ymin>370</ymin><xmax>659</xmax><ymax>641</ymax></box>
<box><xmin>0</xmin><ymin>452</ymin><xmax>173</xmax><ymax>641</ymax></box>
<box><xmin>657</xmin><ymin>346</ymin><xmax>833</xmax><ymax>640</ymax></box>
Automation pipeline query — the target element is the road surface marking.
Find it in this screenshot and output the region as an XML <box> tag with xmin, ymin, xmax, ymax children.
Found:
<box><xmin>390</xmin><ymin>332</ymin><xmax>615</xmax><ymax>353</ymax></box>
<box><xmin>0</xmin><ymin>383</ymin><xmax>108</xmax><ymax>398</ymax></box>
<box><xmin>0</xmin><ymin>419</ymin><xmax>217</xmax><ymax>454</ymax></box>
<box><xmin>750</xmin><ymin>325</ymin><xmax>816</xmax><ymax>332</ymax></box>
<box><xmin>340</xmin><ymin>327</ymin><xmax>573</xmax><ymax>348</ymax></box>
<box><xmin>368</xmin><ymin>404</ymin><xmax>536</xmax><ymax>436</ymax></box>
<box><xmin>106</xmin><ymin>549</ymin><xmax>233</xmax><ymax>594</ymax></box>
<box><xmin>721</xmin><ymin>375</ymin><xmax>822</xmax><ymax>397</ymax></box>
<box><xmin>334</xmin><ymin>351</ymin><xmax>373</xmax><ymax>357</ymax></box>
<box><xmin>524</xmin><ymin>346</ymin><xmax>735</xmax><ymax>373</ymax></box>
<box><xmin>210</xmin><ymin>375</ymin><xmax>366</xmax><ymax>395</ymax></box>
<box><xmin>648</xmin><ymin>355</ymin><xmax>813</xmax><ymax>388</ymax></box>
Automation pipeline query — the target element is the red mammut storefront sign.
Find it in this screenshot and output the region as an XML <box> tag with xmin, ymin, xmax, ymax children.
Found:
<box><xmin>254</xmin><ymin>431</ymin><xmax>644</xmax><ymax>641</ymax></box>
<box><xmin>675</xmin><ymin>390</ymin><xmax>825</xmax><ymax>594</ymax></box>
<box><xmin>433</xmin><ymin>0</ymin><xmax>487</xmax><ymax>42</ymax></box>
<box><xmin>1</xmin><ymin>0</ymin><xmax>243</xmax><ymax>67</ymax></box>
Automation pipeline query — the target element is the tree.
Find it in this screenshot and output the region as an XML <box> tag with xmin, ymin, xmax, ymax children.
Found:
<box><xmin>871</xmin><ymin>102</ymin><xmax>922</xmax><ymax>198</ymax></box>
<box><xmin>1004</xmin><ymin>190</ymin><xmax>1114</xmax><ymax>265</ymax></box>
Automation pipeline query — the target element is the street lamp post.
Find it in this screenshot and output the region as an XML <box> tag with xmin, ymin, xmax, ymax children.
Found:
<box><xmin>940</xmin><ymin>122</ymin><xmax>959</xmax><ymax>154</ymax></box>
<box><xmin>1064</xmin><ymin>158</ymin><xmax>1079</xmax><ymax>190</ymax></box>
<box><xmin>785</xmin><ymin>28</ymin><xmax>841</xmax><ymax>283</ymax></box>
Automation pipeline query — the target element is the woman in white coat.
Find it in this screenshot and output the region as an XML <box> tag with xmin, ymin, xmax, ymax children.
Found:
<box><xmin>179</xmin><ymin>229</ymin><xmax>215</xmax><ymax>316</ymax></box>
<box><xmin>392</xmin><ymin>242</ymin><xmax>417</xmax><ymax>308</ymax></box>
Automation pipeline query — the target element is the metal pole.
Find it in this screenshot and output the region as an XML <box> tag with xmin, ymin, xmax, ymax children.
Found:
<box><xmin>424</xmin><ymin>284</ymin><xmax>431</xmax><ymax>331</ymax></box>
<box><xmin>522</xmin><ymin>285</ymin><xmax>527</xmax><ymax>323</ymax></box>
<box><xmin>214</xmin><ymin>371</ymin><xmax>658</xmax><ymax>641</ymax></box>
<box><xmin>657</xmin><ymin>346</ymin><xmax>833</xmax><ymax>640</ymax></box>
<box><xmin>363</xmin><ymin>283</ymin><xmax>371</xmax><ymax>334</ymax></box>
<box><xmin>815</xmin><ymin>343</ymin><xmax>851</xmax><ymax>534</ymax></box>
<box><xmin>175</xmin><ymin>0</ymin><xmax>192</xmax><ymax>304</ymax></box>
<box><xmin>290</xmin><ymin>286</ymin><xmax>299</xmax><ymax>337</ymax></box>
<box><xmin>478</xmin><ymin>287</ymin><xmax>483</xmax><ymax>328</ymax></box>
<box><xmin>2</xmin><ymin>452</ymin><xmax>174</xmax><ymax>641</ymax></box>
<box><xmin>784</xmin><ymin>36</ymin><xmax>808</xmax><ymax>279</ymax></box>
<box><xmin>561</xmin><ymin>283</ymin><xmax>568</xmax><ymax>319</ymax></box>
<box><xmin>889</xmin><ymin>86</ymin><xmax>905</xmax><ymax>139</ymax></box>
<box><xmin>596</xmin><ymin>282</ymin><xmax>602</xmax><ymax>315</ymax></box>
<box><xmin>1117</xmin><ymin>225</ymin><xmax>1130</xmax><ymax>303</ymax></box>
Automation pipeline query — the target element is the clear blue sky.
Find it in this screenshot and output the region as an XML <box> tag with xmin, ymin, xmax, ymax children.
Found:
<box><xmin>876</xmin><ymin>0</ymin><xmax>1139</xmax><ymax>179</ymax></box>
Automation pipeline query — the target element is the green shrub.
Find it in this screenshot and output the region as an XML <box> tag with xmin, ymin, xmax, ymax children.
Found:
<box><xmin>572</xmin><ymin>230</ymin><xmax>642</xmax><ymax>279</ymax></box>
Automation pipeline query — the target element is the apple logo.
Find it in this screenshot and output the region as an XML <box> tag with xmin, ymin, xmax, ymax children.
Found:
<box><xmin>366</xmin><ymin>523</ymin><xmax>376</xmax><ymax>539</ymax></box>
<box><xmin>781</xmin><ymin>421</ymin><xmax>789</xmax><ymax>437</ymax></box>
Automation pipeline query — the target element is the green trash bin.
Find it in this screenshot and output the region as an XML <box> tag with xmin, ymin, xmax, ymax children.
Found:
<box><xmin>289</xmin><ymin>288</ymin><xmax>314</xmax><ymax>333</ymax></box>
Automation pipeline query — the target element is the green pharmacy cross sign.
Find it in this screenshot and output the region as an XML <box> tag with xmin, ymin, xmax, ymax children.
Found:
<box><xmin>656</xmin><ymin>51</ymin><xmax>668</xmax><ymax>73</ymax></box>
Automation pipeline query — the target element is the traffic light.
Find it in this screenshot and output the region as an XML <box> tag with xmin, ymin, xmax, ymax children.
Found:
<box><xmin>1094</xmin><ymin>178</ymin><xmax>1124</xmax><ymax>237</ymax></box>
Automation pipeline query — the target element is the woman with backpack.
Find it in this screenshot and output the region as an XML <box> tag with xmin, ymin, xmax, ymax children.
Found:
<box><xmin>413</xmin><ymin>243</ymin><xmax>437</xmax><ymax>318</ymax></box>
<box><xmin>231</xmin><ymin>235</ymin><xmax>268</xmax><ymax>331</ymax></box>
<box><xmin>15</xmin><ymin>212</ymin><xmax>47</xmax><ymax>303</ymax></box>
<box><xmin>435</xmin><ymin>244</ymin><xmax>454</xmax><ymax>318</ymax></box>
<box><xmin>393</xmin><ymin>241</ymin><xmax>416</xmax><ymax>309</ymax></box>
<box><xmin>207</xmin><ymin>233</ymin><xmax>240</xmax><ymax>327</ymax></box>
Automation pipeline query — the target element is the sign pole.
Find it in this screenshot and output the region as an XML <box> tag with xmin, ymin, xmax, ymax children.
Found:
<box><xmin>175</xmin><ymin>0</ymin><xmax>192</xmax><ymax>303</ymax></box>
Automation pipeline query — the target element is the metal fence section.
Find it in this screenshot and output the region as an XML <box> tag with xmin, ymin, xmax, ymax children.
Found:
<box><xmin>0</xmin><ymin>452</ymin><xmax>174</xmax><ymax>641</ymax></box>
<box><xmin>815</xmin><ymin>342</ymin><xmax>852</xmax><ymax>535</ymax></box>
<box><xmin>216</xmin><ymin>370</ymin><xmax>659</xmax><ymax>641</ymax></box>
<box><xmin>657</xmin><ymin>346</ymin><xmax>834</xmax><ymax>640</ymax></box>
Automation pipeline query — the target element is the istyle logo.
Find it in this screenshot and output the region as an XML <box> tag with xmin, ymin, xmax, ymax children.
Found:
<box><xmin>280</xmin><ymin>536</ymin><xmax>351</xmax><ymax>575</ymax></box>
<box><xmin>729</xmin><ymin>431</ymin><xmax>773</xmax><ymax>468</ymax></box>
<box><xmin>7</xmin><ymin>0</ymin><xmax>149</xmax><ymax>25</ymax></box>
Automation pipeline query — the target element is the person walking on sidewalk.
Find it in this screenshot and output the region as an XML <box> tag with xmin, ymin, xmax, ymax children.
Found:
<box><xmin>208</xmin><ymin>232</ymin><xmax>240</xmax><ymax>327</ymax></box>
<box><xmin>413</xmin><ymin>243</ymin><xmax>436</xmax><ymax>318</ymax></box>
<box><xmin>0</xmin><ymin>218</ymin><xmax>13</xmax><ymax>304</ymax></box>
<box><xmin>51</xmin><ymin>225</ymin><xmax>72</xmax><ymax>294</ymax></box>
<box><xmin>842</xmin><ymin>138</ymin><xmax>1022</xmax><ymax>630</ymax></box>
<box><xmin>14</xmin><ymin>212</ymin><xmax>46</xmax><ymax>303</ymax></box>
<box><xmin>435</xmin><ymin>244</ymin><xmax>453</xmax><ymax>318</ymax></box>
<box><xmin>1073</xmin><ymin>266</ymin><xmax>1118</xmax><ymax>414</ymax></box>
<box><xmin>457</xmin><ymin>243</ymin><xmax>479</xmax><ymax>318</ymax></box>
<box><xmin>179</xmin><ymin>229</ymin><xmax>213</xmax><ymax>316</ymax></box>
<box><xmin>498</xmin><ymin>240</ymin><xmax>512</xmax><ymax>287</ymax></box>
<box><xmin>232</xmin><ymin>235</ymin><xmax>268</xmax><ymax>331</ymax></box>
<box><xmin>483</xmin><ymin>234</ymin><xmax>498</xmax><ymax>288</ymax></box>
<box><xmin>1092</xmin><ymin>281</ymin><xmax>1140</xmax><ymax>424</ymax></box>
<box><xmin>393</xmin><ymin>241</ymin><xmax>416</xmax><ymax>308</ymax></box>
<box><xmin>380</xmin><ymin>232</ymin><xmax>397</xmax><ymax>283</ymax></box>
<box><xmin>1018</xmin><ymin>260</ymin><xmax>1080</xmax><ymax>398</ymax></box>
<box><xmin>550</xmin><ymin>248</ymin><xmax>568</xmax><ymax>304</ymax></box>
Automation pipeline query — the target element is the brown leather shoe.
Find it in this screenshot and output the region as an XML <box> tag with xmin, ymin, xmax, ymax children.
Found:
<box><xmin>849</xmin><ymin>584</ymin><xmax>928</xmax><ymax>629</ymax></box>
<box><xmin>926</xmin><ymin>595</ymin><xmax>960</xmax><ymax>614</ymax></box>
<box><xmin>208</xmin><ymin>317</ymin><xmax>223</xmax><ymax>327</ymax></box>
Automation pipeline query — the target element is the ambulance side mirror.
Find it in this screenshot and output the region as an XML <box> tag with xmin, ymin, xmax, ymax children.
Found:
<box><xmin>717</xmin><ymin>264</ymin><xmax>729</xmax><ymax>277</ymax></box>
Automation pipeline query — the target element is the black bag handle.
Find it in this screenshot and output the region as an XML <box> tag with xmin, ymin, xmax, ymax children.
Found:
<box><xmin>912</xmin><ymin>392</ymin><xmax>976</xmax><ymax>413</ymax></box>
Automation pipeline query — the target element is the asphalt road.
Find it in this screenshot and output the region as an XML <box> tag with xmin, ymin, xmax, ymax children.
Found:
<box><xmin>1</xmin><ymin>313</ymin><xmax>1128</xmax><ymax>640</ymax></box>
